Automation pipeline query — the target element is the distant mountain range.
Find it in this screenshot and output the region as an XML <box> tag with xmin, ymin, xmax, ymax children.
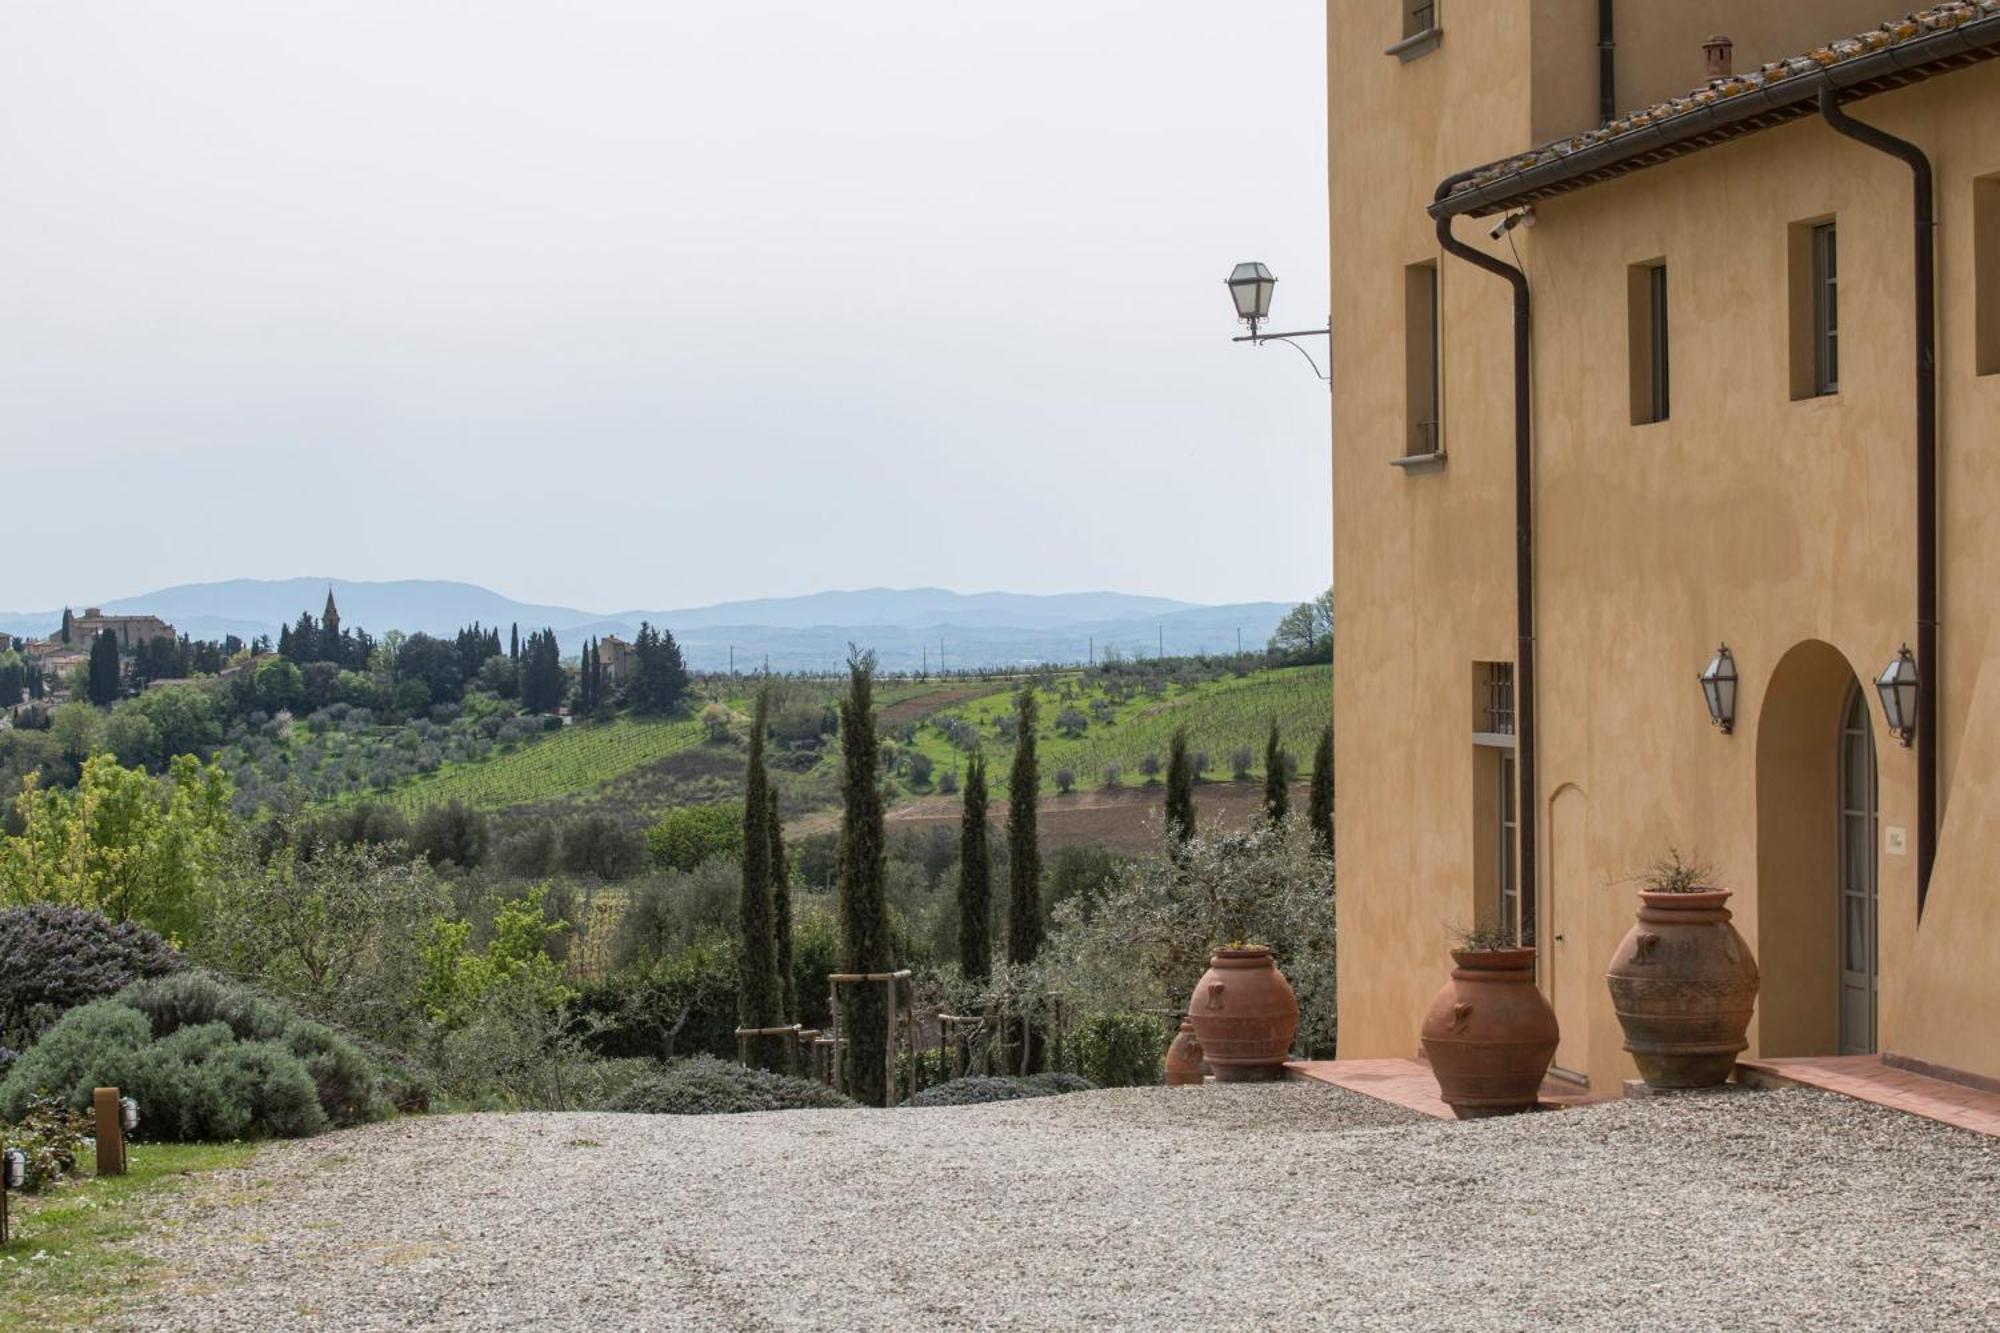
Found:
<box><xmin>0</xmin><ymin>579</ymin><xmax>1300</xmax><ymax>673</ymax></box>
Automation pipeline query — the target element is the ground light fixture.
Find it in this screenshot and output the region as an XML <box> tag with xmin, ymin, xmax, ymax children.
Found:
<box><xmin>1877</xmin><ymin>644</ymin><xmax>1919</xmax><ymax>747</ymax></box>
<box><xmin>1223</xmin><ymin>261</ymin><xmax>1330</xmax><ymax>384</ymax></box>
<box><xmin>2</xmin><ymin>1148</ymin><xmax>22</xmax><ymax>1190</ymax></box>
<box><xmin>121</xmin><ymin>1097</ymin><xmax>140</xmax><ymax>1133</ymax></box>
<box><xmin>1700</xmin><ymin>643</ymin><xmax>1737</xmax><ymax>734</ymax></box>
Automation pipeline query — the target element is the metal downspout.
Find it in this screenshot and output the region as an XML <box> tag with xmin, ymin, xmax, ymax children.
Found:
<box><xmin>1598</xmin><ymin>0</ymin><xmax>1616</xmax><ymax>127</ymax></box>
<box><xmin>1433</xmin><ymin>170</ymin><xmax>1537</xmax><ymax>946</ymax></box>
<box><xmin>1816</xmin><ymin>88</ymin><xmax>1938</xmax><ymax>918</ymax></box>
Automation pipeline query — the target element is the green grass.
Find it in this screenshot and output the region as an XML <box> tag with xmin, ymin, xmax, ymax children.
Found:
<box><xmin>0</xmin><ymin>1141</ymin><xmax>259</xmax><ymax>1332</ymax></box>
<box><xmin>378</xmin><ymin>715</ymin><xmax>708</xmax><ymax>814</ymax></box>
<box><xmin>897</xmin><ymin>664</ymin><xmax>1331</xmax><ymax>794</ymax></box>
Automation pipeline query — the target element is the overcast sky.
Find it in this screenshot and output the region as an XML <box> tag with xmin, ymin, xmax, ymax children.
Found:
<box><xmin>1</xmin><ymin>2</ymin><xmax>1328</xmax><ymax>613</ymax></box>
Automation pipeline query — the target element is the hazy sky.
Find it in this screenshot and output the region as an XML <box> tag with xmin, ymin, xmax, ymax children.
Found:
<box><xmin>2</xmin><ymin>2</ymin><xmax>1328</xmax><ymax>613</ymax></box>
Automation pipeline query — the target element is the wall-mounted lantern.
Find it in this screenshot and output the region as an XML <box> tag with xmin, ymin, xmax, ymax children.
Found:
<box><xmin>1223</xmin><ymin>261</ymin><xmax>1329</xmax><ymax>384</ymax></box>
<box><xmin>1700</xmin><ymin>643</ymin><xmax>1737</xmax><ymax>734</ymax></box>
<box><xmin>1876</xmin><ymin>644</ymin><xmax>1918</xmax><ymax>747</ymax></box>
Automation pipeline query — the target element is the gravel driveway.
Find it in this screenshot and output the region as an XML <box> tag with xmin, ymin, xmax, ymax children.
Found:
<box><xmin>121</xmin><ymin>1083</ymin><xmax>1997</xmax><ymax>1332</ymax></box>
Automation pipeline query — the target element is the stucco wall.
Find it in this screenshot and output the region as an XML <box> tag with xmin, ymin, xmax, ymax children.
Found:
<box><xmin>1332</xmin><ymin>5</ymin><xmax>2000</xmax><ymax>1085</ymax></box>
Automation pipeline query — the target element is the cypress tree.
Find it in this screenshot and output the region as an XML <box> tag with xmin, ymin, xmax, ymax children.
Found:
<box><xmin>87</xmin><ymin>629</ymin><xmax>121</xmax><ymax>706</ymax></box>
<box><xmin>1165</xmin><ymin>726</ymin><xmax>1196</xmax><ymax>846</ymax></box>
<box><xmin>738</xmin><ymin>685</ymin><xmax>785</xmax><ymax>1070</ymax></box>
<box><xmin>1308</xmin><ymin>723</ymin><xmax>1334</xmax><ymax>854</ymax></box>
<box><xmin>769</xmin><ymin>784</ymin><xmax>795</xmax><ymax>1024</ymax></box>
<box><xmin>1263</xmin><ymin>718</ymin><xmax>1290</xmax><ymax>826</ymax></box>
<box><xmin>1006</xmin><ymin>689</ymin><xmax>1042</xmax><ymax>967</ymax></box>
<box><xmin>958</xmin><ymin>753</ymin><xmax>991</xmax><ymax>984</ymax></box>
<box><xmin>837</xmin><ymin>650</ymin><xmax>892</xmax><ymax>1104</ymax></box>
<box><xmin>510</xmin><ymin>623</ymin><xmax>519</xmax><ymax>662</ymax></box>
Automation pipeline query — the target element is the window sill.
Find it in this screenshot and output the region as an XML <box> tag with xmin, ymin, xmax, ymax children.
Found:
<box><xmin>1390</xmin><ymin>450</ymin><xmax>1447</xmax><ymax>474</ymax></box>
<box><xmin>1386</xmin><ymin>27</ymin><xmax>1442</xmax><ymax>62</ymax></box>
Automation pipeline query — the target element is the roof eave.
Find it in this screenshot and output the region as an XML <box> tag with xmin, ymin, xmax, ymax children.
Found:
<box><xmin>1431</xmin><ymin>15</ymin><xmax>2000</xmax><ymax>220</ymax></box>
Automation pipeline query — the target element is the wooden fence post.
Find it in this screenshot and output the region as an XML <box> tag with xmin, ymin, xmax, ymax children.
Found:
<box><xmin>93</xmin><ymin>1087</ymin><xmax>125</xmax><ymax>1177</ymax></box>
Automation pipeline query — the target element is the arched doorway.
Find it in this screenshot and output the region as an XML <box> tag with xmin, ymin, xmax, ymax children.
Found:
<box><xmin>1755</xmin><ymin>640</ymin><xmax>1878</xmax><ymax>1057</ymax></box>
<box><xmin>1837</xmin><ymin>684</ymin><xmax>1878</xmax><ymax>1054</ymax></box>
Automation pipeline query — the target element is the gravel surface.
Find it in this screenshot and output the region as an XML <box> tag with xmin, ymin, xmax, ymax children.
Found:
<box><xmin>120</xmin><ymin>1083</ymin><xmax>1998</xmax><ymax>1332</ymax></box>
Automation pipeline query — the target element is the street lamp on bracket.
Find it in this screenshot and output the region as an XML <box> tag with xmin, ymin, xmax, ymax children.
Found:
<box><xmin>1225</xmin><ymin>261</ymin><xmax>1330</xmax><ymax>385</ymax></box>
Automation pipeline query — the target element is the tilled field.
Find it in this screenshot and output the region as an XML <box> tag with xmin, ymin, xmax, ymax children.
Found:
<box><xmin>120</xmin><ymin>1083</ymin><xmax>1998</xmax><ymax>1331</ymax></box>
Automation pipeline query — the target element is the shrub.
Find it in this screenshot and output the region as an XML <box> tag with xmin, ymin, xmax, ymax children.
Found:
<box><xmin>0</xmin><ymin>906</ymin><xmax>183</xmax><ymax>1054</ymax></box>
<box><xmin>0</xmin><ymin>972</ymin><xmax>385</xmax><ymax>1140</ymax></box>
<box><xmin>575</xmin><ymin>942</ymin><xmax>738</xmax><ymax>1062</ymax></box>
<box><xmin>558</xmin><ymin>813</ymin><xmax>648</xmax><ymax>880</ymax></box>
<box><xmin>1069</xmin><ymin>1012</ymin><xmax>1168</xmax><ymax>1088</ymax></box>
<box><xmin>1055</xmin><ymin>768</ymin><xmax>1075</xmax><ymax>795</ymax></box>
<box><xmin>411</xmin><ymin>800</ymin><xmax>490</xmax><ymax>868</ymax></box>
<box><xmin>1230</xmin><ymin>747</ymin><xmax>1254</xmax><ymax>781</ymax></box>
<box><xmin>1101</xmin><ymin>763</ymin><xmax>1121</xmax><ymax>790</ymax></box>
<box><xmin>906</xmin><ymin>751</ymin><xmax>934</xmax><ymax>789</ymax></box>
<box><xmin>937</xmin><ymin>769</ymin><xmax>959</xmax><ymax>796</ymax></box>
<box><xmin>906</xmin><ymin>1073</ymin><xmax>1096</xmax><ymax>1108</ymax></box>
<box><xmin>599</xmin><ymin>1055</ymin><xmax>855</xmax><ymax>1114</ymax></box>
<box><xmin>0</xmin><ymin>1094</ymin><xmax>87</xmax><ymax>1192</ymax></box>
<box><xmin>1035</xmin><ymin>821</ymin><xmax>1336</xmax><ymax>1059</ymax></box>
<box><xmin>647</xmin><ymin>803</ymin><xmax>744</xmax><ymax>873</ymax></box>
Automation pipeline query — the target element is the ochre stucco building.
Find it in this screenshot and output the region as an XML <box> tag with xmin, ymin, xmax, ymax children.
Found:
<box><xmin>1331</xmin><ymin>2</ymin><xmax>2000</xmax><ymax>1088</ymax></box>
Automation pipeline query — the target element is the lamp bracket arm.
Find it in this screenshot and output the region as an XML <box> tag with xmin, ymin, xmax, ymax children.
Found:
<box><xmin>1232</xmin><ymin>328</ymin><xmax>1331</xmax><ymax>384</ymax></box>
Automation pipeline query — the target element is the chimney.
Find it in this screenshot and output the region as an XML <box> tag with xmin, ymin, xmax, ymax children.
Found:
<box><xmin>1703</xmin><ymin>34</ymin><xmax>1734</xmax><ymax>80</ymax></box>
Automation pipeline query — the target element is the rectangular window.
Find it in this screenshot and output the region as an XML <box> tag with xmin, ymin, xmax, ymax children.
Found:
<box><xmin>1977</xmin><ymin>175</ymin><xmax>2000</xmax><ymax>376</ymax></box>
<box><xmin>1471</xmin><ymin>661</ymin><xmax>1518</xmax><ymax>942</ymax></box>
<box><xmin>1405</xmin><ymin>261</ymin><xmax>1441</xmax><ymax>456</ymax></box>
<box><xmin>1404</xmin><ymin>0</ymin><xmax>1437</xmax><ymax>39</ymax></box>
<box><xmin>1788</xmin><ymin>217</ymin><xmax>1838</xmax><ymax>400</ymax></box>
<box><xmin>1627</xmin><ymin>260</ymin><xmax>1668</xmax><ymax>424</ymax></box>
<box><xmin>1813</xmin><ymin>222</ymin><xmax>1839</xmax><ymax>395</ymax></box>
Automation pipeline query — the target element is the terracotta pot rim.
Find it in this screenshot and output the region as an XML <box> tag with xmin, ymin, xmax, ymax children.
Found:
<box><xmin>1448</xmin><ymin>946</ymin><xmax>1537</xmax><ymax>969</ymax></box>
<box><xmin>1637</xmin><ymin>888</ymin><xmax>1732</xmax><ymax>908</ymax></box>
<box><xmin>1209</xmin><ymin>945</ymin><xmax>1275</xmax><ymax>963</ymax></box>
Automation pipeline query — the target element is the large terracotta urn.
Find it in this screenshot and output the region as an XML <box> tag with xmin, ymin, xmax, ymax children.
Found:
<box><xmin>1185</xmin><ymin>946</ymin><xmax>1298</xmax><ymax>1082</ymax></box>
<box><xmin>1163</xmin><ymin>1020</ymin><xmax>1206</xmax><ymax>1087</ymax></box>
<box><xmin>1420</xmin><ymin>947</ymin><xmax>1559</xmax><ymax>1118</ymax></box>
<box><xmin>1606</xmin><ymin>890</ymin><xmax>1759</xmax><ymax>1088</ymax></box>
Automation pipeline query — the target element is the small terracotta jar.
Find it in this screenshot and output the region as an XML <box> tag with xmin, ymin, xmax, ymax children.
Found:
<box><xmin>1606</xmin><ymin>889</ymin><xmax>1759</xmax><ymax>1088</ymax></box>
<box><xmin>1163</xmin><ymin>1021</ymin><xmax>1206</xmax><ymax>1086</ymax></box>
<box><xmin>1420</xmin><ymin>947</ymin><xmax>1559</xmax><ymax>1118</ymax></box>
<box><xmin>1186</xmin><ymin>946</ymin><xmax>1299</xmax><ymax>1082</ymax></box>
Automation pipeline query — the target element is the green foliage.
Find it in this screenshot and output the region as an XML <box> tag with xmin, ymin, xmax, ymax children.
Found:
<box><xmin>599</xmin><ymin>1055</ymin><xmax>855</xmax><ymax>1114</ymax></box>
<box><xmin>1037</xmin><ymin>819</ymin><xmax>1337</xmax><ymax>1058</ymax></box>
<box><xmin>0</xmin><ymin>754</ymin><xmax>232</xmax><ymax>940</ymax></box>
<box><xmin>837</xmin><ymin>650</ymin><xmax>891</xmax><ymax>1104</ymax></box>
<box><xmin>1006</xmin><ymin>690</ymin><xmax>1042</xmax><ymax>967</ymax></box>
<box><xmin>906</xmin><ymin>1072</ymin><xmax>1094</xmax><ymax>1108</ymax></box>
<box><xmin>1164</xmin><ymin>727</ymin><xmax>1195</xmax><ymax>846</ymax></box>
<box><xmin>418</xmin><ymin>898</ymin><xmax>575</xmax><ymax>1028</ymax></box>
<box><xmin>1263</xmin><ymin>718</ymin><xmax>1290</xmax><ymax>826</ymax></box>
<box><xmin>647</xmin><ymin>801</ymin><xmax>744</xmax><ymax>873</ymax></box>
<box><xmin>1308</xmin><ymin>723</ymin><xmax>1334</xmax><ymax>853</ymax></box>
<box><xmin>957</xmin><ymin>754</ymin><xmax>992</xmax><ymax>983</ymax></box>
<box><xmin>192</xmin><ymin>837</ymin><xmax>445</xmax><ymax>1054</ymax></box>
<box><xmin>736</xmin><ymin>688</ymin><xmax>784</xmax><ymax>1070</ymax></box>
<box><xmin>87</xmin><ymin>630</ymin><xmax>120</xmax><ymax>706</ymax></box>
<box><xmin>628</xmin><ymin>622</ymin><xmax>691</xmax><ymax>716</ymax></box>
<box><xmin>0</xmin><ymin>972</ymin><xmax>386</xmax><ymax>1140</ymax></box>
<box><xmin>410</xmin><ymin>799</ymin><xmax>490</xmax><ymax>869</ymax></box>
<box><xmin>1268</xmin><ymin>588</ymin><xmax>1334</xmax><ymax>662</ymax></box>
<box><xmin>577</xmin><ymin>940</ymin><xmax>740</xmax><ymax>1062</ymax></box>
<box><xmin>1069</xmin><ymin>1012</ymin><xmax>1168</xmax><ymax>1088</ymax></box>
<box><xmin>384</xmin><ymin>716</ymin><xmax>706</xmax><ymax>815</ymax></box>
<box><xmin>0</xmin><ymin>1094</ymin><xmax>86</xmax><ymax>1192</ymax></box>
<box><xmin>769</xmin><ymin>786</ymin><xmax>796</xmax><ymax>1024</ymax></box>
